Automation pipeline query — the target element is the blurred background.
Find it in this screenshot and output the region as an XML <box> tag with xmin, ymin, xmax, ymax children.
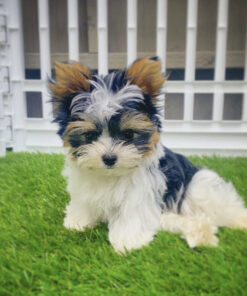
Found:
<box><xmin>0</xmin><ymin>0</ymin><xmax>247</xmax><ymax>156</ymax></box>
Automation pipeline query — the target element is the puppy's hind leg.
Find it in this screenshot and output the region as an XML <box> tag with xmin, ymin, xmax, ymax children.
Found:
<box><xmin>160</xmin><ymin>213</ymin><xmax>218</xmax><ymax>248</ymax></box>
<box><xmin>181</xmin><ymin>169</ymin><xmax>247</xmax><ymax>230</ymax></box>
<box><xmin>227</xmin><ymin>209</ymin><xmax>247</xmax><ymax>230</ymax></box>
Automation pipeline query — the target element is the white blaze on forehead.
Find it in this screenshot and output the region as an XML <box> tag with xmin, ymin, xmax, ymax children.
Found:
<box><xmin>70</xmin><ymin>74</ymin><xmax>144</xmax><ymax>122</ymax></box>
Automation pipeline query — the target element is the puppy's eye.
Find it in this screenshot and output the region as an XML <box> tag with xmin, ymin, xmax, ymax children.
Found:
<box><xmin>122</xmin><ymin>130</ymin><xmax>135</xmax><ymax>141</ymax></box>
<box><xmin>85</xmin><ymin>131</ymin><xmax>99</xmax><ymax>143</ymax></box>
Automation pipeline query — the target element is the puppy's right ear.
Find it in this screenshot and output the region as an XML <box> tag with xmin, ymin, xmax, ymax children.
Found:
<box><xmin>49</xmin><ymin>61</ymin><xmax>92</xmax><ymax>99</ymax></box>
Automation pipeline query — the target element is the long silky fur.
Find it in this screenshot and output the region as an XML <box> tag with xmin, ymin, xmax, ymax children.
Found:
<box><xmin>49</xmin><ymin>57</ymin><xmax>247</xmax><ymax>253</ymax></box>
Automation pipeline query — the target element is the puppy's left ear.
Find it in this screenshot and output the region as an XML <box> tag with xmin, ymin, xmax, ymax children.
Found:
<box><xmin>126</xmin><ymin>57</ymin><xmax>166</xmax><ymax>99</ymax></box>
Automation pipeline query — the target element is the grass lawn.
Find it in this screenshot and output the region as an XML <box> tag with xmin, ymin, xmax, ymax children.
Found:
<box><xmin>0</xmin><ymin>152</ymin><xmax>247</xmax><ymax>296</ymax></box>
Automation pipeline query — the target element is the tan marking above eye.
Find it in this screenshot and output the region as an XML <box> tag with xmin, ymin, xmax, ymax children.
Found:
<box><xmin>65</xmin><ymin>120</ymin><xmax>97</xmax><ymax>134</ymax></box>
<box><xmin>120</xmin><ymin>112</ymin><xmax>156</xmax><ymax>132</ymax></box>
<box><xmin>62</xmin><ymin>120</ymin><xmax>98</xmax><ymax>146</ymax></box>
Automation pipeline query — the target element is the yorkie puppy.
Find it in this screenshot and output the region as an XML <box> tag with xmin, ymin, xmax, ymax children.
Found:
<box><xmin>49</xmin><ymin>57</ymin><xmax>247</xmax><ymax>253</ymax></box>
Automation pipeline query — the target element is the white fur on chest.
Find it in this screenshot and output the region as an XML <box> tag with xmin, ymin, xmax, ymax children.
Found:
<box><xmin>63</xmin><ymin>155</ymin><xmax>167</xmax><ymax>222</ymax></box>
<box><xmin>62</xmin><ymin>143</ymin><xmax>168</xmax><ymax>253</ymax></box>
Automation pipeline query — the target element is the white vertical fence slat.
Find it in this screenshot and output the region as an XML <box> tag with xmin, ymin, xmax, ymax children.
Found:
<box><xmin>215</xmin><ymin>0</ymin><xmax>229</xmax><ymax>82</ymax></box>
<box><xmin>38</xmin><ymin>0</ymin><xmax>51</xmax><ymax>80</ymax></box>
<box><xmin>38</xmin><ymin>0</ymin><xmax>53</xmax><ymax>119</ymax></box>
<box><xmin>243</xmin><ymin>20</ymin><xmax>247</xmax><ymax>121</ymax></box>
<box><xmin>185</xmin><ymin>0</ymin><xmax>198</xmax><ymax>81</ymax></box>
<box><xmin>156</xmin><ymin>0</ymin><xmax>167</xmax><ymax>72</ymax></box>
<box><xmin>0</xmin><ymin>92</ymin><xmax>5</xmax><ymax>155</ymax></box>
<box><xmin>0</xmin><ymin>0</ymin><xmax>6</xmax><ymax>155</ymax></box>
<box><xmin>213</xmin><ymin>0</ymin><xmax>229</xmax><ymax>121</ymax></box>
<box><xmin>183</xmin><ymin>92</ymin><xmax>194</xmax><ymax>121</ymax></box>
<box><xmin>97</xmin><ymin>0</ymin><xmax>108</xmax><ymax>75</ymax></box>
<box><xmin>183</xmin><ymin>0</ymin><xmax>198</xmax><ymax>121</ymax></box>
<box><xmin>7</xmin><ymin>0</ymin><xmax>26</xmax><ymax>152</ymax></box>
<box><xmin>67</xmin><ymin>0</ymin><xmax>79</xmax><ymax>61</ymax></box>
<box><xmin>245</xmin><ymin>19</ymin><xmax>247</xmax><ymax>82</ymax></box>
<box><xmin>127</xmin><ymin>0</ymin><xmax>137</xmax><ymax>65</ymax></box>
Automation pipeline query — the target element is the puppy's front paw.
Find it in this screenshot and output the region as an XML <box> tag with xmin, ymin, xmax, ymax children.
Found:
<box><xmin>63</xmin><ymin>203</ymin><xmax>99</xmax><ymax>231</ymax></box>
<box><xmin>63</xmin><ymin>216</ymin><xmax>87</xmax><ymax>231</ymax></box>
<box><xmin>109</xmin><ymin>231</ymin><xmax>154</xmax><ymax>254</ymax></box>
<box><xmin>184</xmin><ymin>218</ymin><xmax>218</xmax><ymax>248</ymax></box>
<box><xmin>63</xmin><ymin>214</ymin><xmax>97</xmax><ymax>231</ymax></box>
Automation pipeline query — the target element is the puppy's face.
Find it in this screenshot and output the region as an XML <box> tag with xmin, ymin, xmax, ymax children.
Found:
<box><xmin>49</xmin><ymin>57</ymin><xmax>165</xmax><ymax>175</ymax></box>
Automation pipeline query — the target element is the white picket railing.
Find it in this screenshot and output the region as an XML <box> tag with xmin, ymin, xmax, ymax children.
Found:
<box><xmin>0</xmin><ymin>0</ymin><xmax>247</xmax><ymax>156</ymax></box>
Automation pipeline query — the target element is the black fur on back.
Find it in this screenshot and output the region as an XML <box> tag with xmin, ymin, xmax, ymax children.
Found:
<box><xmin>159</xmin><ymin>147</ymin><xmax>198</xmax><ymax>212</ymax></box>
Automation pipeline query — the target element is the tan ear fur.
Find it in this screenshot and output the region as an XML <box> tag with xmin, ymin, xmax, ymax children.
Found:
<box><xmin>49</xmin><ymin>61</ymin><xmax>92</xmax><ymax>100</ymax></box>
<box><xmin>126</xmin><ymin>57</ymin><xmax>166</xmax><ymax>97</ymax></box>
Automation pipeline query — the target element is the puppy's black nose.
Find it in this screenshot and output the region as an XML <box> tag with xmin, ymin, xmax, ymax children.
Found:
<box><xmin>102</xmin><ymin>154</ymin><xmax>117</xmax><ymax>167</ymax></box>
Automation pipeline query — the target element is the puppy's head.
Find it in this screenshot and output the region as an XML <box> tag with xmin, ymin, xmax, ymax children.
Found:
<box><xmin>49</xmin><ymin>57</ymin><xmax>165</xmax><ymax>175</ymax></box>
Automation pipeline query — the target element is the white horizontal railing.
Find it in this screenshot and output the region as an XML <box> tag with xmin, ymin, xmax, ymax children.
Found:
<box><xmin>22</xmin><ymin>79</ymin><xmax>247</xmax><ymax>95</ymax></box>
<box><xmin>164</xmin><ymin>81</ymin><xmax>247</xmax><ymax>94</ymax></box>
<box><xmin>1</xmin><ymin>0</ymin><xmax>246</xmax><ymax>157</ymax></box>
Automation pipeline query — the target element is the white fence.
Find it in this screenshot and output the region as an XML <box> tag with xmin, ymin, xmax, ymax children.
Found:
<box><xmin>0</xmin><ymin>0</ymin><xmax>247</xmax><ymax>156</ymax></box>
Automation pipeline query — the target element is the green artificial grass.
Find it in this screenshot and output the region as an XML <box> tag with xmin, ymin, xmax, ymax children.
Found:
<box><xmin>0</xmin><ymin>152</ymin><xmax>247</xmax><ymax>296</ymax></box>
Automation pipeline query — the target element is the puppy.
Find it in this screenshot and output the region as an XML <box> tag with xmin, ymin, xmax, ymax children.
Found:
<box><xmin>49</xmin><ymin>57</ymin><xmax>247</xmax><ymax>253</ymax></box>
